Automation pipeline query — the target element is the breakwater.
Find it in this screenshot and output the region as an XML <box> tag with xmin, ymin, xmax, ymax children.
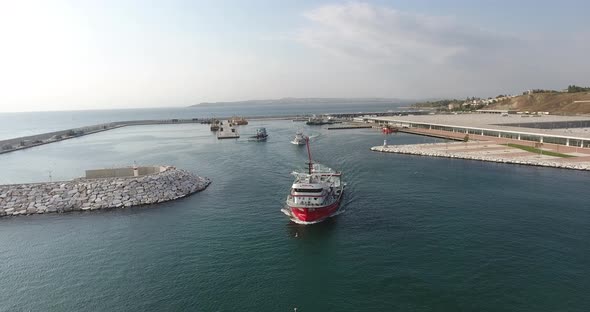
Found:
<box><xmin>0</xmin><ymin>166</ymin><xmax>211</xmax><ymax>217</ymax></box>
<box><xmin>0</xmin><ymin>119</ymin><xmax>204</xmax><ymax>155</ymax></box>
<box><xmin>0</xmin><ymin>117</ymin><xmax>297</xmax><ymax>154</ymax></box>
<box><xmin>372</xmin><ymin>143</ymin><xmax>590</xmax><ymax>171</ymax></box>
<box><xmin>327</xmin><ymin>124</ymin><xmax>374</xmax><ymax>130</ymax></box>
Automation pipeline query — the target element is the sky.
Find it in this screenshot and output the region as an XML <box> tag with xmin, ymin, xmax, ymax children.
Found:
<box><xmin>0</xmin><ymin>0</ymin><xmax>589</xmax><ymax>112</ymax></box>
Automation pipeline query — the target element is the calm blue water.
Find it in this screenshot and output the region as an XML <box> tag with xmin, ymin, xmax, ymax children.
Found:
<box><xmin>0</xmin><ymin>118</ymin><xmax>589</xmax><ymax>311</ymax></box>
<box><xmin>0</xmin><ymin>102</ymin><xmax>403</xmax><ymax>140</ymax></box>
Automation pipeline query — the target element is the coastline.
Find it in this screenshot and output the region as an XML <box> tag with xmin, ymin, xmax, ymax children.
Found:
<box><xmin>372</xmin><ymin>142</ymin><xmax>590</xmax><ymax>171</ymax></box>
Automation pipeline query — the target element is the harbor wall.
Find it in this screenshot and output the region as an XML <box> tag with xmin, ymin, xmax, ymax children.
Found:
<box><xmin>0</xmin><ymin>166</ymin><xmax>211</xmax><ymax>217</ymax></box>
<box><xmin>0</xmin><ymin>119</ymin><xmax>202</xmax><ymax>155</ymax></box>
<box><xmin>371</xmin><ymin>144</ymin><xmax>590</xmax><ymax>171</ymax></box>
<box><xmin>84</xmin><ymin>166</ymin><xmax>164</xmax><ymax>179</ymax></box>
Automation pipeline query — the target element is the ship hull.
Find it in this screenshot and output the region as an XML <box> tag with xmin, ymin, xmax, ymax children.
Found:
<box><xmin>249</xmin><ymin>136</ymin><xmax>268</xmax><ymax>141</ymax></box>
<box><xmin>286</xmin><ymin>194</ymin><xmax>342</xmax><ymax>223</ymax></box>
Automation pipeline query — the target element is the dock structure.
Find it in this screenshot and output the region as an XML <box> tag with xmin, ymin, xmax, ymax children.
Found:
<box><xmin>0</xmin><ymin>118</ymin><xmax>206</xmax><ymax>155</ymax></box>
<box><xmin>0</xmin><ymin>118</ymin><xmax>208</xmax><ymax>154</ymax></box>
<box><xmin>327</xmin><ymin>125</ymin><xmax>374</xmax><ymax>130</ymax></box>
<box><xmin>360</xmin><ymin>114</ymin><xmax>590</xmax><ymax>150</ymax></box>
<box><xmin>372</xmin><ymin>141</ymin><xmax>590</xmax><ymax>171</ymax></box>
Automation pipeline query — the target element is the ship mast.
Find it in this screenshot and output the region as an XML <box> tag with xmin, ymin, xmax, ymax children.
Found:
<box><xmin>305</xmin><ymin>136</ymin><xmax>313</xmax><ymax>174</ymax></box>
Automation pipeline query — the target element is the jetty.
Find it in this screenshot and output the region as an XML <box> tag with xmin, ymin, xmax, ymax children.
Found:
<box><xmin>327</xmin><ymin>124</ymin><xmax>374</xmax><ymax>130</ymax></box>
<box><xmin>216</xmin><ymin>122</ymin><xmax>240</xmax><ymax>139</ymax></box>
<box><xmin>359</xmin><ymin>114</ymin><xmax>590</xmax><ymax>149</ymax></box>
<box><xmin>0</xmin><ymin>165</ymin><xmax>211</xmax><ymax>217</ymax></box>
<box><xmin>0</xmin><ymin>119</ymin><xmax>204</xmax><ymax>155</ymax></box>
<box><xmin>372</xmin><ymin>141</ymin><xmax>590</xmax><ymax>171</ymax></box>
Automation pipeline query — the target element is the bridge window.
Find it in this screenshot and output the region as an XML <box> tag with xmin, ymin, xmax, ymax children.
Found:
<box><xmin>294</xmin><ymin>188</ymin><xmax>323</xmax><ymax>193</ymax></box>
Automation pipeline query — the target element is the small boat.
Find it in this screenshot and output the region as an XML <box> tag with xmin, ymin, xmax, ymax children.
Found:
<box><xmin>210</xmin><ymin>119</ymin><xmax>220</xmax><ymax>131</ymax></box>
<box><xmin>249</xmin><ymin>128</ymin><xmax>268</xmax><ymax>141</ymax></box>
<box><xmin>217</xmin><ymin>122</ymin><xmax>240</xmax><ymax>139</ymax></box>
<box><xmin>306</xmin><ymin>117</ymin><xmax>334</xmax><ymax>126</ymax></box>
<box><xmin>291</xmin><ymin>131</ymin><xmax>306</xmax><ymax>145</ymax></box>
<box><xmin>282</xmin><ymin>137</ymin><xmax>345</xmax><ymax>224</ymax></box>
<box><xmin>381</xmin><ymin>125</ymin><xmax>398</xmax><ymax>134</ymax></box>
<box><xmin>229</xmin><ymin>116</ymin><xmax>248</xmax><ymax>125</ymax></box>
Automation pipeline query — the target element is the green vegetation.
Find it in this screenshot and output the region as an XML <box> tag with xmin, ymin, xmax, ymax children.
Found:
<box><xmin>520</xmin><ymin>85</ymin><xmax>589</xmax><ymax>95</ymax></box>
<box><xmin>567</xmin><ymin>85</ymin><xmax>590</xmax><ymax>93</ymax></box>
<box><xmin>503</xmin><ymin>143</ymin><xmax>574</xmax><ymax>158</ymax></box>
<box><xmin>412</xmin><ymin>99</ymin><xmax>460</xmax><ymax>108</ymax></box>
<box><xmin>523</xmin><ymin>89</ymin><xmax>559</xmax><ymax>94</ymax></box>
<box><xmin>411</xmin><ymin>97</ymin><xmax>483</xmax><ymax>112</ymax></box>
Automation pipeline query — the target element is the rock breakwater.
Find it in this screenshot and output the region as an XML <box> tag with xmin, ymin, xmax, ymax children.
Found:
<box><xmin>372</xmin><ymin>144</ymin><xmax>590</xmax><ymax>171</ymax></box>
<box><xmin>0</xmin><ymin>166</ymin><xmax>211</xmax><ymax>217</ymax></box>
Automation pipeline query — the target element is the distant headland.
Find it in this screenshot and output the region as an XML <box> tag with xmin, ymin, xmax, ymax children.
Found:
<box><xmin>190</xmin><ymin>97</ymin><xmax>408</xmax><ymax>107</ymax></box>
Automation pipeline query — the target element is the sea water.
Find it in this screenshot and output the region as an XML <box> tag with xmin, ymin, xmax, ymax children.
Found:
<box><xmin>0</xmin><ymin>116</ymin><xmax>589</xmax><ymax>311</ymax></box>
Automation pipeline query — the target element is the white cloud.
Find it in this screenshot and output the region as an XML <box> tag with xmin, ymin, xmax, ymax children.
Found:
<box><xmin>295</xmin><ymin>2</ymin><xmax>590</xmax><ymax>98</ymax></box>
<box><xmin>298</xmin><ymin>3</ymin><xmax>491</xmax><ymax>65</ymax></box>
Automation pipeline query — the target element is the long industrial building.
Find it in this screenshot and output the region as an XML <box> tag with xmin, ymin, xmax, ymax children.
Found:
<box><xmin>361</xmin><ymin>114</ymin><xmax>590</xmax><ymax>148</ymax></box>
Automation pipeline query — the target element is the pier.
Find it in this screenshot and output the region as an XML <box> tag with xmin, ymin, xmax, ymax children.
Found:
<box><xmin>327</xmin><ymin>125</ymin><xmax>374</xmax><ymax>130</ymax></box>
<box><xmin>372</xmin><ymin>141</ymin><xmax>590</xmax><ymax>171</ymax></box>
<box><xmin>362</xmin><ymin>113</ymin><xmax>590</xmax><ymax>171</ymax></box>
<box><xmin>0</xmin><ymin>119</ymin><xmax>206</xmax><ymax>155</ymax></box>
<box><xmin>361</xmin><ymin>114</ymin><xmax>590</xmax><ymax>149</ymax></box>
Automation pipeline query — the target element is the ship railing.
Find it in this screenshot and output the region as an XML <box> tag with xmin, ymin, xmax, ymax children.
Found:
<box><xmin>287</xmin><ymin>198</ymin><xmax>326</xmax><ymax>207</ymax></box>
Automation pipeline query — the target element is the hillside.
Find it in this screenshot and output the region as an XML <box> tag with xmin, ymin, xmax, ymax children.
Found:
<box><xmin>487</xmin><ymin>92</ymin><xmax>590</xmax><ymax>114</ymax></box>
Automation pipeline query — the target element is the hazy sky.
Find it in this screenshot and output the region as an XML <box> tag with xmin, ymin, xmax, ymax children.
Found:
<box><xmin>0</xmin><ymin>0</ymin><xmax>589</xmax><ymax>112</ymax></box>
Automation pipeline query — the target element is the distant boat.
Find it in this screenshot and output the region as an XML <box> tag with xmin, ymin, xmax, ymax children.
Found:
<box><xmin>229</xmin><ymin>116</ymin><xmax>248</xmax><ymax>125</ymax></box>
<box><xmin>306</xmin><ymin>117</ymin><xmax>334</xmax><ymax>126</ymax></box>
<box><xmin>381</xmin><ymin>125</ymin><xmax>398</xmax><ymax>134</ymax></box>
<box><xmin>217</xmin><ymin>122</ymin><xmax>240</xmax><ymax>139</ymax></box>
<box><xmin>291</xmin><ymin>131</ymin><xmax>306</xmax><ymax>145</ymax></box>
<box><xmin>210</xmin><ymin>119</ymin><xmax>220</xmax><ymax>131</ymax></box>
<box><xmin>249</xmin><ymin>128</ymin><xmax>268</xmax><ymax>141</ymax></box>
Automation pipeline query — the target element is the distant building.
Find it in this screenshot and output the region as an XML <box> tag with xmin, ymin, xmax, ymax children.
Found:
<box><xmin>448</xmin><ymin>103</ymin><xmax>460</xmax><ymax>110</ymax></box>
<box><xmin>476</xmin><ymin>109</ymin><xmax>518</xmax><ymax>114</ymax></box>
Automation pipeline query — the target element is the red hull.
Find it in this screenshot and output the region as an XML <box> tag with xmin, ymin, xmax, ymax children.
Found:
<box><xmin>289</xmin><ymin>199</ymin><xmax>341</xmax><ymax>222</ymax></box>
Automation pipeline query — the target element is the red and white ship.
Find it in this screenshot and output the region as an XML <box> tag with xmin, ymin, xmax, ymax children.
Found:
<box><xmin>382</xmin><ymin>125</ymin><xmax>398</xmax><ymax>134</ymax></box>
<box><xmin>282</xmin><ymin>138</ymin><xmax>345</xmax><ymax>224</ymax></box>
